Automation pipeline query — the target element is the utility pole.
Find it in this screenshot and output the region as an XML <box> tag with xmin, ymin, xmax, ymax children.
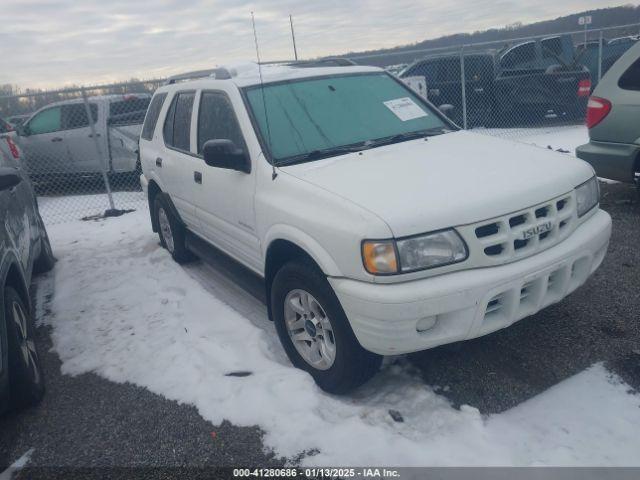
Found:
<box><xmin>290</xmin><ymin>14</ymin><xmax>299</xmax><ymax>61</ymax></box>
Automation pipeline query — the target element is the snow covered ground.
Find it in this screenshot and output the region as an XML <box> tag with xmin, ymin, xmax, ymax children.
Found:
<box><xmin>41</xmin><ymin>210</ymin><xmax>640</xmax><ymax>466</ymax></box>
<box><xmin>38</xmin><ymin>190</ymin><xmax>146</xmax><ymax>225</ymax></box>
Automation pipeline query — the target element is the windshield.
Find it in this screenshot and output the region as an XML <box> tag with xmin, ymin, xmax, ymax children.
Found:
<box><xmin>244</xmin><ymin>72</ymin><xmax>450</xmax><ymax>164</ymax></box>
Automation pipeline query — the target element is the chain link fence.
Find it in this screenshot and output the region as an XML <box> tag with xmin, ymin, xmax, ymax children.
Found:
<box><xmin>350</xmin><ymin>23</ymin><xmax>639</xmax><ymax>142</ymax></box>
<box><xmin>0</xmin><ymin>80</ymin><xmax>163</xmax><ymax>224</ymax></box>
<box><xmin>0</xmin><ymin>23</ymin><xmax>638</xmax><ymax>225</ymax></box>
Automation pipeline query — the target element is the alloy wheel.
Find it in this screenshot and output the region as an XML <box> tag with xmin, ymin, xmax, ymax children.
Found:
<box><xmin>158</xmin><ymin>207</ymin><xmax>175</xmax><ymax>253</ymax></box>
<box><xmin>11</xmin><ymin>301</ymin><xmax>40</xmax><ymax>385</ymax></box>
<box><xmin>284</xmin><ymin>289</ymin><xmax>336</xmax><ymax>370</ymax></box>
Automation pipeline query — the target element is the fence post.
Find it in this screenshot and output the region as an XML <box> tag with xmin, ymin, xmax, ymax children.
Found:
<box><xmin>597</xmin><ymin>30</ymin><xmax>604</xmax><ymax>83</ymax></box>
<box><xmin>460</xmin><ymin>45</ymin><xmax>468</xmax><ymax>130</ymax></box>
<box><xmin>81</xmin><ymin>88</ymin><xmax>116</xmax><ymax>212</ymax></box>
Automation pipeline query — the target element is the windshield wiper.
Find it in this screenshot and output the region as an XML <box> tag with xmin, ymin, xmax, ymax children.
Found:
<box><xmin>276</xmin><ymin>143</ymin><xmax>367</xmax><ymax>166</ymax></box>
<box><xmin>275</xmin><ymin>128</ymin><xmax>450</xmax><ymax>166</ymax></box>
<box><xmin>366</xmin><ymin>127</ymin><xmax>450</xmax><ymax>149</ymax></box>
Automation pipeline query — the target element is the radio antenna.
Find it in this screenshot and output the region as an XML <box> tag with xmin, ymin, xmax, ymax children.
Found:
<box><xmin>251</xmin><ymin>12</ymin><xmax>277</xmax><ymax>180</ymax></box>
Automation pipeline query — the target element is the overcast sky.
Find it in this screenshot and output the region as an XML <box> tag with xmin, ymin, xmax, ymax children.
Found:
<box><xmin>0</xmin><ymin>0</ymin><xmax>627</xmax><ymax>89</ymax></box>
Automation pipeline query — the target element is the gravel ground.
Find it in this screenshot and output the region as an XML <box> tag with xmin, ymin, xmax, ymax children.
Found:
<box><xmin>1</xmin><ymin>181</ymin><xmax>638</xmax><ymax>470</ymax></box>
<box><xmin>0</xmin><ymin>299</ymin><xmax>283</xmax><ymax>471</ymax></box>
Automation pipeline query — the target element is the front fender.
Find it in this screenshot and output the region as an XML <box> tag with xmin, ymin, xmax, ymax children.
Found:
<box><xmin>263</xmin><ymin>224</ymin><xmax>343</xmax><ymax>277</ymax></box>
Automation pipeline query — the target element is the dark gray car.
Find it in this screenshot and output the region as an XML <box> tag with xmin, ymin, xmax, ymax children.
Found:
<box><xmin>577</xmin><ymin>42</ymin><xmax>640</xmax><ymax>187</ymax></box>
<box><xmin>0</xmin><ymin>146</ymin><xmax>55</xmax><ymax>414</ymax></box>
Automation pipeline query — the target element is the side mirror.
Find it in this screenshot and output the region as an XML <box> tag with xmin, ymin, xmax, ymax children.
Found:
<box><xmin>438</xmin><ymin>104</ymin><xmax>455</xmax><ymax>118</ymax></box>
<box><xmin>0</xmin><ymin>167</ymin><xmax>22</xmax><ymax>191</ymax></box>
<box><xmin>202</xmin><ymin>139</ymin><xmax>250</xmax><ymax>174</ymax></box>
<box><xmin>17</xmin><ymin>125</ymin><xmax>30</xmax><ymax>136</ymax></box>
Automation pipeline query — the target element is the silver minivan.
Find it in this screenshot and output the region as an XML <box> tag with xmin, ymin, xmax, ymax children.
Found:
<box><xmin>577</xmin><ymin>42</ymin><xmax>640</xmax><ymax>187</ymax></box>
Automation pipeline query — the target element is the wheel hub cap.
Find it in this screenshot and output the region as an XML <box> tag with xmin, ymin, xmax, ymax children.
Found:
<box><xmin>158</xmin><ymin>207</ymin><xmax>174</xmax><ymax>253</ymax></box>
<box><xmin>283</xmin><ymin>289</ymin><xmax>336</xmax><ymax>370</ymax></box>
<box><xmin>304</xmin><ymin>319</ymin><xmax>317</xmax><ymax>338</ymax></box>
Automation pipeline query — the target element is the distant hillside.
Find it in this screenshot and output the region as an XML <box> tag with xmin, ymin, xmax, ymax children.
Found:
<box><xmin>340</xmin><ymin>4</ymin><xmax>640</xmax><ymax>66</ymax></box>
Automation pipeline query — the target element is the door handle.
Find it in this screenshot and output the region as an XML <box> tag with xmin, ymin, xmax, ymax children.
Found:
<box><xmin>194</xmin><ymin>171</ymin><xmax>202</xmax><ymax>184</ymax></box>
<box><xmin>51</xmin><ymin>137</ymin><xmax>63</xmax><ymax>142</ymax></box>
<box><xmin>88</xmin><ymin>133</ymin><xmax>101</xmax><ymax>138</ymax></box>
<box><xmin>155</xmin><ymin>157</ymin><xmax>163</xmax><ymax>167</ymax></box>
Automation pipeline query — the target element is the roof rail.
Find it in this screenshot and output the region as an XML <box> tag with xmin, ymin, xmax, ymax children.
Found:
<box><xmin>258</xmin><ymin>58</ymin><xmax>358</xmax><ymax>68</ymax></box>
<box><xmin>165</xmin><ymin>67</ymin><xmax>233</xmax><ymax>85</ymax></box>
<box><xmin>290</xmin><ymin>58</ymin><xmax>358</xmax><ymax>68</ymax></box>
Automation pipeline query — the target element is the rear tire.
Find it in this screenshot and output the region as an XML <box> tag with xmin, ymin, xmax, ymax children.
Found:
<box><xmin>271</xmin><ymin>260</ymin><xmax>382</xmax><ymax>394</ymax></box>
<box><xmin>154</xmin><ymin>195</ymin><xmax>191</xmax><ymax>264</ymax></box>
<box><xmin>4</xmin><ymin>287</ymin><xmax>45</xmax><ymax>410</ymax></box>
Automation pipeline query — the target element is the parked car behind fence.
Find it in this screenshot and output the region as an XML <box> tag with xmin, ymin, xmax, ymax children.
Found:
<box><xmin>400</xmin><ymin>35</ymin><xmax>591</xmax><ymax>127</ymax></box>
<box><xmin>14</xmin><ymin>94</ymin><xmax>150</xmax><ymax>189</ymax></box>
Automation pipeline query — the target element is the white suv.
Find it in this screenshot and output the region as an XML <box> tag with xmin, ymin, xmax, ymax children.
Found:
<box><xmin>139</xmin><ymin>62</ymin><xmax>612</xmax><ymax>393</ymax></box>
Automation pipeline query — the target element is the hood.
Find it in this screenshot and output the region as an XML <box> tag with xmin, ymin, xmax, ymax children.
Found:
<box><xmin>280</xmin><ymin>131</ymin><xmax>595</xmax><ymax>237</ymax></box>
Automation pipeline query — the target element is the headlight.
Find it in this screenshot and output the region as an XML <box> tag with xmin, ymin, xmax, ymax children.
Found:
<box><xmin>396</xmin><ymin>229</ymin><xmax>467</xmax><ymax>272</ymax></box>
<box><xmin>362</xmin><ymin>229</ymin><xmax>467</xmax><ymax>275</ymax></box>
<box><xmin>575</xmin><ymin>176</ymin><xmax>599</xmax><ymax>217</ymax></box>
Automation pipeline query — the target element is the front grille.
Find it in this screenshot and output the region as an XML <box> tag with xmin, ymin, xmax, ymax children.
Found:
<box><xmin>458</xmin><ymin>192</ymin><xmax>577</xmax><ymax>267</ymax></box>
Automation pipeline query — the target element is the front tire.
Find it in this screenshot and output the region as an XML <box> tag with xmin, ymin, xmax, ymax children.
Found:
<box><xmin>154</xmin><ymin>195</ymin><xmax>191</xmax><ymax>264</ymax></box>
<box><xmin>4</xmin><ymin>287</ymin><xmax>45</xmax><ymax>410</ymax></box>
<box><xmin>271</xmin><ymin>260</ymin><xmax>382</xmax><ymax>394</ymax></box>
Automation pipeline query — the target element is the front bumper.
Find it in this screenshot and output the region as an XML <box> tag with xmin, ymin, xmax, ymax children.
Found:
<box><xmin>329</xmin><ymin>209</ymin><xmax>611</xmax><ymax>355</ymax></box>
<box><xmin>576</xmin><ymin>140</ymin><xmax>639</xmax><ymax>184</ymax></box>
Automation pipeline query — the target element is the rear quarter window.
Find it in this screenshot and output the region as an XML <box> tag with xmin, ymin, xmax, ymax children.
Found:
<box><xmin>618</xmin><ymin>57</ymin><xmax>640</xmax><ymax>91</ymax></box>
<box><xmin>141</xmin><ymin>93</ymin><xmax>167</xmax><ymax>140</ymax></box>
<box><xmin>110</xmin><ymin>96</ymin><xmax>151</xmax><ymax>116</ymax></box>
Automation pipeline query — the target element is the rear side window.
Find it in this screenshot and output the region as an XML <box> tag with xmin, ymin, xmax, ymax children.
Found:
<box><xmin>163</xmin><ymin>91</ymin><xmax>195</xmax><ymax>151</ymax></box>
<box><xmin>110</xmin><ymin>96</ymin><xmax>151</xmax><ymax>116</ymax></box>
<box><xmin>501</xmin><ymin>42</ymin><xmax>536</xmax><ymax>69</ymax></box>
<box><xmin>405</xmin><ymin>60</ymin><xmax>439</xmax><ymax>85</ymax></box>
<box><xmin>197</xmin><ymin>92</ymin><xmax>246</xmax><ymax>154</ymax></box>
<box><xmin>541</xmin><ymin>37</ymin><xmax>563</xmax><ymax>59</ymax></box>
<box><xmin>61</xmin><ymin>103</ymin><xmax>98</xmax><ymax>129</ymax></box>
<box><xmin>141</xmin><ymin>93</ymin><xmax>167</xmax><ymax>140</ymax></box>
<box><xmin>618</xmin><ymin>57</ymin><xmax>640</xmax><ymax>91</ymax></box>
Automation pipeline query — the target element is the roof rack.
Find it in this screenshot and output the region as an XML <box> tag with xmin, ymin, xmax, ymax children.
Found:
<box><xmin>165</xmin><ymin>67</ymin><xmax>233</xmax><ymax>85</ymax></box>
<box><xmin>259</xmin><ymin>58</ymin><xmax>358</xmax><ymax>68</ymax></box>
<box><xmin>164</xmin><ymin>58</ymin><xmax>358</xmax><ymax>86</ymax></box>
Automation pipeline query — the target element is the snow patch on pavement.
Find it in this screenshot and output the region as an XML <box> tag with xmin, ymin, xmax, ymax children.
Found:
<box><xmin>43</xmin><ymin>211</ymin><xmax>640</xmax><ymax>466</ymax></box>
<box><xmin>0</xmin><ymin>449</ymin><xmax>34</xmax><ymax>480</ymax></box>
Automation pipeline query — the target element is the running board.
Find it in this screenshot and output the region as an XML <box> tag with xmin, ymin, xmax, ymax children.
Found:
<box><xmin>184</xmin><ymin>230</ymin><xmax>266</xmax><ymax>304</ymax></box>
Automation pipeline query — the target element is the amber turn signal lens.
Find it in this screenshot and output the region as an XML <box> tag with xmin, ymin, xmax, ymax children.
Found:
<box><xmin>362</xmin><ymin>241</ymin><xmax>398</xmax><ymax>274</ymax></box>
